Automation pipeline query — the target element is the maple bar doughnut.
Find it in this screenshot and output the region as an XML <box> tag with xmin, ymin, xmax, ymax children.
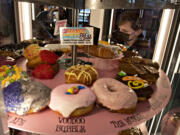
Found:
<box><xmin>83</xmin><ymin>44</ymin><xmax>123</xmax><ymax>59</ymax></box>
<box><xmin>92</xmin><ymin>78</ymin><xmax>137</xmax><ymax>113</ymax></box>
<box><xmin>65</xmin><ymin>65</ymin><xmax>98</xmax><ymax>86</ymax></box>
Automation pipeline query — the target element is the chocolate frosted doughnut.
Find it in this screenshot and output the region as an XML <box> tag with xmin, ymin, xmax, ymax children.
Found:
<box><xmin>3</xmin><ymin>80</ymin><xmax>51</xmax><ymax>115</ymax></box>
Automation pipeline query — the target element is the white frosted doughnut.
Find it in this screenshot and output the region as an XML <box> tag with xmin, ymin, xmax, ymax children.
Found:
<box><xmin>49</xmin><ymin>84</ymin><xmax>96</xmax><ymax>118</ymax></box>
<box><xmin>92</xmin><ymin>78</ymin><xmax>137</xmax><ymax>110</ymax></box>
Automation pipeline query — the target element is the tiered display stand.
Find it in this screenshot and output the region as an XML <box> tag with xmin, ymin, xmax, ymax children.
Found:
<box><xmin>7</xmin><ymin>57</ymin><xmax>171</xmax><ymax>135</ymax></box>
<box><xmin>6</xmin><ymin>0</ymin><xmax>178</xmax><ymax>134</ymax></box>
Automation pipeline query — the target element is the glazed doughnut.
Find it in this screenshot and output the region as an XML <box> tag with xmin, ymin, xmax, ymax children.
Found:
<box><xmin>3</xmin><ymin>80</ymin><xmax>51</xmax><ymax>115</ymax></box>
<box><xmin>82</xmin><ymin>44</ymin><xmax>123</xmax><ymax>59</ymax></box>
<box><xmin>65</xmin><ymin>64</ymin><xmax>98</xmax><ymax>86</ymax></box>
<box><xmin>92</xmin><ymin>78</ymin><xmax>137</xmax><ymax>113</ymax></box>
<box><xmin>49</xmin><ymin>84</ymin><xmax>96</xmax><ymax>118</ymax></box>
<box><xmin>44</xmin><ymin>44</ymin><xmax>72</xmax><ymax>53</ymax></box>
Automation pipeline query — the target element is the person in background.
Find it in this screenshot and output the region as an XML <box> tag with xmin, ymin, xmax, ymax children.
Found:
<box><xmin>111</xmin><ymin>10</ymin><xmax>153</xmax><ymax>59</ymax></box>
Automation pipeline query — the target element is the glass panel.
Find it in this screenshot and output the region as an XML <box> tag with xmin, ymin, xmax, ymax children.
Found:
<box><xmin>0</xmin><ymin>0</ymin><xmax>15</xmax><ymax>45</ymax></box>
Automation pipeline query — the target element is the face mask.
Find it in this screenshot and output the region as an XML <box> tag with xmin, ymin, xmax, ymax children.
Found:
<box><xmin>111</xmin><ymin>31</ymin><xmax>135</xmax><ymax>43</ymax></box>
<box><xmin>116</xmin><ymin>31</ymin><xmax>130</xmax><ymax>42</ymax></box>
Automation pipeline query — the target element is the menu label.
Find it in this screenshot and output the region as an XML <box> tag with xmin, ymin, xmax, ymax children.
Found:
<box><xmin>110</xmin><ymin>113</ymin><xmax>144</xmax><ymax>128</ymax></box>
<box><xmin>8</xmin><ymin>116</ymin><xmax>26</xmax><ymax>126</ymax></box>
<box><xmin>60</xmin><ymin>27</ymin><xmax>93</xmax><ymax>45</ymax></box>
<box><xmin>56</xmin><ymin>117</ymin><xmax>86</xmax><ymax>133</ymax></box>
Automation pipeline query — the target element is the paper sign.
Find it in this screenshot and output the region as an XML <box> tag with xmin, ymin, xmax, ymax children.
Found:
<box><xmin>54</xmin><ymin>20</ymin><xmax>67</xmax><ymax>36</ymax></box>
<box><xmin>60</xmin><ymin>27</ymin><xmax>93</xmax><ymax>45</ymax></box>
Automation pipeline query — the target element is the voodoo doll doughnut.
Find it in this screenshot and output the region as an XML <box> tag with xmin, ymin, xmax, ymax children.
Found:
<box><xmin>116</xmin><ymin>71</ymin><xmax>154</xmax><ymax>102</ymax></box>
<box><xmin>49</xmin><ymin>84</ymin><xmax>96</xmax><ymax>118</ymax></box>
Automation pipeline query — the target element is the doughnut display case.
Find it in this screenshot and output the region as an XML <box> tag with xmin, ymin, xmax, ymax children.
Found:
<box><xmin>0</xmin><ymin>0</ymin><xmax>180</xmax><ymax>135</ymax></box>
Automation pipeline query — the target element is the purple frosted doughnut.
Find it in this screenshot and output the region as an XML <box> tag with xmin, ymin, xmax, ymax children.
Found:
<box><xmin>3</xmin><ymin>80</ymin><xmax>51</xmax><ymax>115</ymax></box>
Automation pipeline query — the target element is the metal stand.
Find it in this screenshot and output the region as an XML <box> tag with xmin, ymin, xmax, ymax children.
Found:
<box><xmin>72</xmin><ymin>9</ymin><xmax>79</xmax><ymax>65</ymax></box>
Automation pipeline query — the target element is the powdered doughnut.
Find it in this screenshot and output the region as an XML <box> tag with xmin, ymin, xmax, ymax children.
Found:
<box><xmin>3</xmin><ymin>80</ymin><xmax>51</xmax><ymax>115</ymax></box>
<box><xmin>92</xmin><ymin>78</ymin><xmax>137</xmax><ymax>113</ymax></box>
<box><xmin>49</xmin><ymin>84</ymin><xmax>96</xmax><ymax>118</ymax></box>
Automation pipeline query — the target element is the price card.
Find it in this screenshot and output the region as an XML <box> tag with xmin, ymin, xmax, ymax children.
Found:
<box><xmin>54</xmin><ymin>20</ymin><xmax>67</xmax><ymax>36</ymax></box>
<box><xmin>60</xmin><ymin>27</ymin><xmax>93</xmax><ymax>45</ymax></box>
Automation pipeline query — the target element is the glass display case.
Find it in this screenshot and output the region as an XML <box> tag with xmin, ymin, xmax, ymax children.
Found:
<box><xmin>0</xmin><ymin>0</ymin><xmax>180</xmax><ymax>135</ymax></box>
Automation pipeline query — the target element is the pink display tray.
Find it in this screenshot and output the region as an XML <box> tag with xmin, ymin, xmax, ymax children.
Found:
<box><xmin>8</xmin><ymin>58</ymin><xmax>171</xmax><ymax>135</ymax></box>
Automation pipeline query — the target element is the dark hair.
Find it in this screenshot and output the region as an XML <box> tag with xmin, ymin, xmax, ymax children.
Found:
<box><xmin>117</xmin><ymin>10</ymin><xmax>141</xmax><ymax>30</ymax></box>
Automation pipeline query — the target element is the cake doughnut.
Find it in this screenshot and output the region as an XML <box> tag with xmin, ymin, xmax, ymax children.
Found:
<box><xmin>65</xmin><ymin>65</ymin><xmax>98</xmax><ymax>86</ymax></box>
<box><xmin>26</xmin><ymin>55</ymin><xmax>42</xmax><ymax>69</ymax></box>
<box><xmin>23</xmin><ymin>44</ymin><xmax>41</xmax><ymax>60</ymax></box>
<box><xmin>92</xmin><ymin>78</ymin><xmax>137</xmax><ymax>113</ymax></box>
<box><xmin>32</xmin><ymin>63</ymin><xmax>59</xmax><ymax>79</ymax></box>
<box><xmin>26</xmin><ymin>50</ymin><xmax>59</xmax><ymax>69</ymax></box>
<box><xmin>3</xmin><ymin>80</ymin><xmax>51</xmax><ymax>115</ymax></box>
<box><xmin>49</xmin><ymin>84</ymin><xmax>96</xmax><ymax>118</ymax></box>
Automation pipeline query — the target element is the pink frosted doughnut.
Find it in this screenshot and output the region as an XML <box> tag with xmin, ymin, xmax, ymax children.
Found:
<box><xmin>92</xmin><ymin>78</ymin><xmax>137</xmax><ymax>112</ymax></box>
<box><xmin>49</xmin><ymin>84</ymin><xmax>96</xmax><ymax>118</ymax></box>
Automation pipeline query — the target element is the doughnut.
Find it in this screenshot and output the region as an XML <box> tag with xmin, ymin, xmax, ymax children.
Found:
<box><xmin>65</xmin><ymin>64</ymin><xmax>98</xmax><ymax>86</ymax></box>
<box><xmin>92</xmin><ymin>78</ymin><xmax>137</xmax><ymax>113</ymax></box>
<box><xmin>118</xmin><ymin>127</ymin><xmax>143</xmax><ymax>135</ymax></box>
<box><xmin>44</xmin><ymin>44</ymin><xmax>72</xmax><ymax>53</ymax></box>
<box><xmin>116</xmin><ymin>72</ymin><xmax>154</xmax><ymax>102</ymax></box>
<box><xmin>23</xmin><ymin>44</ymin><xmax>41</xmax><ymax>60</ymax></box>
<box><xmin>0</xmin><ymin>56</ymin><xmax>16</xmax><ymax>67</ymax></box>
<box><xmin>82</xmin><ymin>44</ymin><xmax>123</xmax><ymax>59</ymax></box>
<box><xmin>3</xmin><ymin>80</ymin><xmax>51</xmax><ymax>115</ymax></box>
<box><xmin>32</xmin><ymin>63</ymin><xmax>59</xmax><ymax>79</ymax></box>
<box><xmin>26</xmin><ymin>55</ymin><xmax>42</xmax><ymax>69</ymax></box>
<box><xmin>26</xmin><ymin>50</ymin><xmax>59</xmax><ymax>69</ymax></box>
<box><xmin>119</xmin><ymin>57</ymin><xmax>159</xmax><ymax>83</ymax></box>
<box><xmin>40</xmin><ymin>50</ymin><xmax>59</xmax><ymax>64</ymax></box>
<box><xmin>0</xmin><ymin>65</ymin><xmax>29</xmax><ymax>88</ymax></box>
<box><xmin>49</xmin><ymin>84</ymin><xmax>96</xmax><ymax>118</ymax></box>
<box><xmin>0</xmin><ymin>51</ymin><xmax>18</xmax><ymax>59</ymax></box>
